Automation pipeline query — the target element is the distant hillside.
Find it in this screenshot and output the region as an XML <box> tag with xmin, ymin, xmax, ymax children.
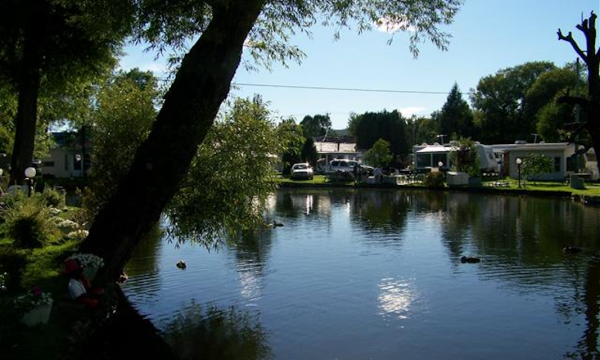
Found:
<box><xmin>331</xmin><ymin>128</ymin><xmax>350</xmax><ymax>137</ymax></box>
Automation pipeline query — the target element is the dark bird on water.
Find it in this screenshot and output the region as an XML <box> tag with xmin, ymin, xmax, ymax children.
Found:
<box><xmin>176</xmin><ymin>260</ymin><xmax>187</xmax><ymax>269</ymax></box>
<box><xmin>461</xmin><ymin>256</ymin><xmax>481</xmax><ymax>264</ymax></box>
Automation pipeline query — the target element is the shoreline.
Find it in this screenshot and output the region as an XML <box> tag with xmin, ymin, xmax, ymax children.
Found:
<box><xmin>277</xmin><ymin>181</ymin><xmax>600</xmax><ymax>206</ymax></box>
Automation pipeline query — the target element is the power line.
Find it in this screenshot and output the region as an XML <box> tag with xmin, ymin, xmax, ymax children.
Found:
<box><xmin>232</xmin><ymin>82</ymin><xmax>449</xmax><ymax>95</ymax></box>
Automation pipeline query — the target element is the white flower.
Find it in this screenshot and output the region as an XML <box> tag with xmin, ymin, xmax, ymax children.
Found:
<box><xmin>67</xmin><ymin>252</ymin><xmax>104</xmax><ymax>269</ymax></box>
<box><xmin>57</xmin><ymin>219</ymin><xmax>79</xmax><ymax>232</ymax></box>
<box><xmin>14</xmin><ymin>288</ymin><xmax>53</xmax><ymax>313</ymax></box>
<box><xmin>66</xmin><ymin>230</ymin><xmax>89</xmax><ymax>241</ymax></box>
<box><xmin>48</xmin><ymin>208</ymin><xmax>62</xmax><ymax>216</ymax></box>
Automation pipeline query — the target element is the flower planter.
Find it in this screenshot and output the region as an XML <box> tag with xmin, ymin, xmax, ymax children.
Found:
<box><xmin>21</xmin><ymin>299</ymin><xmax>53</xmax><ymax>327</ymax></box>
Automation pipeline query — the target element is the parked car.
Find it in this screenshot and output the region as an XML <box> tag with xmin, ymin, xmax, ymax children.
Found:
<box><xmin>328</xmin><ymin>159</ymin><xmax>359</xmax><ymax>173</ymax></box>
<box><xmin>360</xmin><ymin>165</ymin><xmax>374</xmax><ymax>176</ymax></box>
<box><xmin>290</xmin><ymin>163</ymin><xmax>314</xmax><ymax>180</ymax></box>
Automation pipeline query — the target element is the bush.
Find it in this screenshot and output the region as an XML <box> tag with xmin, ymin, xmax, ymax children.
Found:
<box><xmin>2</xmin><ymin>197</ymin><xmax>56</xmax><ymax>249</ymax></box>
<box><xmin>0</xmin><ymin>245</ymin><xmax>27</xmax><ymax>292</ymax></box>
<box><xmin>41</xmin><ymin>187</ymin><xmax>65</xmax><ymax>208</ymax></box>
<box><xmin>423</xmin><ymin>172</ymin><xmax>445</xmax><ymax>188</ymax></box>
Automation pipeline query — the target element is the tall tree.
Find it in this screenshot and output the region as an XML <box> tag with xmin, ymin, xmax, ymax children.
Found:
<box><xmin>436</xmin><ymin>83</ymin><xmax>475</xmax><ymax>139</ymax></box>
<box><xmin>558</xmin><ymin>11</ymin><xmax>600</xmax><ymax>173</ymax></box>
<box><xmin>0</xmin><ymin>0</ymin><xmax>133</xmax><ymax>184</ymax></box>
<box><xmin>353</xmin><ymin>110</ymin><xmax>409</xmax><ymax>164</ymax></box>
<box><xmin>301</xmin><ymin>114</ymin><xmax>331</xmax><ymax>139</ymax></box>
<box><xmin>470</xmin><ymin>61</ymin><xmax>556</xmax><ymax>144</ymax></box>
<box><xmin>80</xmin><ymin>0</ymin><xmax>463</xmax><ymax>281</ymax></box>
<box><xmin>529</xmin><ymin>65</ymin><xmax>582</xmax><ymax>142</ymax></box>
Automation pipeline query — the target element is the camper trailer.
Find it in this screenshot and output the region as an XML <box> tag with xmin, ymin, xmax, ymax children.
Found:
<box><xmin>413</xmin><ymin>142</ymin><xmax>498</xmax><ymax>173</ymax></box>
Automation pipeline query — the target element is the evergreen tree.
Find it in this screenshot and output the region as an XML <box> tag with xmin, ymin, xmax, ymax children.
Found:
<box><xmin>437</xmin><ymin>83</ymin><xmax>475</xmax><ymax>140</ymax></box>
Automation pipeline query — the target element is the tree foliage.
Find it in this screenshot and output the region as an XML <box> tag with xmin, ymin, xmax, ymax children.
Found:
<box><xmin>278</xmin><ymin>118</ymin><xmax>305</xmax><ymax>175</ymax></box>
<box><xmin>449</xmin><ymin>137</ymin><xmax>479</xmax><ymax>177</ymax></box>
<box><xmin>352</xmin><ymin>110</ymin><xmax>409</xmax><ymax>164</ymax></box>
<box><xmin>405</xmin><ymin>115</ymin><xmax>440</xmax><ymax>146</ymax></box>
<box><xmin>364</xmin><ymin>138</ymin><xmax>393</xmax><ymax>168</ymax></box>
<box><xmin>521</xmin><ymin>153</ymin><xmax>554</xmax><ymax>182</ymax></box>
<box><xmin>301</xmin><ymin>137</ymin><xmax>318</xmax><ymax>167</ymax></box>
<box><xmin>300</xmin><ymin>114</ymin><xmax>331</xmax><ymax>139</ymax></box>
<box><xmin>85</xmin><ymin>69</ymin><xmax>160</xmax><ymax>216</ymax></box>
<box><xmin>470</xmin><ymin>61</ymin><xmax>556</xmax><ymax>144</ymax></box>
<box><xmin>436</xmin><ymin>83</ymin><xmax>474</xmax><ymax>140</ymax></box>
<box><xmin>0</xmin><ymin>0</ymin><xmax>134</xmax><ymax>183</ymax></box>
<box><xmin>166</xmin><ymin>95</ymin><xmax>282</xmax><ymax>247</ymax></box>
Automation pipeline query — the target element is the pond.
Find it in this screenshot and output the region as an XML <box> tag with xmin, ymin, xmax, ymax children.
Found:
<box><xmin>123</xmin><ymin>189</ymin><xmax>600</xmax><ymax>360</ymax></box>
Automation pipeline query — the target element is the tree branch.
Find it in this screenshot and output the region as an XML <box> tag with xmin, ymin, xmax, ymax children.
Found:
<box><xmin>557</xmin><ymin>94</ymin><xmax>589</xmax><ymax>108</ymax></box>
<box><xmin>563</xmin><ymin>120</ymin><xmax>588</xmax><ymax>139</ymax></box>
<box><xmin>558</xmin><ymin>29</ymin><xmax>587</xmax><ymax>61</ymax></box>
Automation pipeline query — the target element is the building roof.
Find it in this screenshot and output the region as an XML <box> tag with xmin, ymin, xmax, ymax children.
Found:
<box><xmin>491</xmin><ymin>142</ymin><xmax>573</xmax><ymax>152</ymax></box>
<box><xmin>315</xmin><ymin>141</ymin><xmax>357</xmax><ymax>153</ymax></box>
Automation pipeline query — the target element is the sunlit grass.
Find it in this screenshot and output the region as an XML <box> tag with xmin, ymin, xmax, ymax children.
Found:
<box><xmin>482</xmin><ymin>178</ymin><xmax>600</xmax><ymax>196</ymax></box>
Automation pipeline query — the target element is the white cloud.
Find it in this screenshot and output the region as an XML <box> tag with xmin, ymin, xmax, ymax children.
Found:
<box><xmin>375</xmin><ymin>17</ymin><xmax>416</xmax><ymax>33</ymax></box>
<box><xmin>398</xmin><ymin>107</ymin><xmax>426</xmax><ymax>117</ymax></box>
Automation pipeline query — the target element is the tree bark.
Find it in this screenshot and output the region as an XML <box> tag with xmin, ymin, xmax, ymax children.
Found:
<box><xmin>80</xmin><ymin>0</ymin><xmax>266</xmax><ymax>281</ymax></box>
<box><xmin>9</xmin><ymin>17</ymin><xmax>42</xmax><ymax>185</ymax></box>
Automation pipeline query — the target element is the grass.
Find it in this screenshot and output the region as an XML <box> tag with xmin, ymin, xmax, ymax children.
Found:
<box><xmin>0</xmin><ymin>205</ymin><xmax>86</xmax><ymax>360</ymax></box>
<box><xmin>276</xmin><ymin>174</ymin><xmax>329</xmax><ymax>185</ymax></box>
<box><xmin>480</xmin><ymin>178</ymin><xmax>600</xmax><ymax>196</ymax></box>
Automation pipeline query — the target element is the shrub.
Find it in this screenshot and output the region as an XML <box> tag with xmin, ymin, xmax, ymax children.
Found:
<box><xmin>2</xmin><ymin>197</ymin><xmax>56</xmax><ymax>249</ymax></box>
<box><xmin>41</xmin><ymin>187</ymin><xmax>65</xmax><ymax>209</ymax></box>
<box><xmin>0</xmin><ymin>245</ymin><xmax>27</xmax><ymax>292</ymax></box>
<box><xmin>423</xmin><ymin>172</ymin><xmax>445</xmax><ymax>188</ymax></box>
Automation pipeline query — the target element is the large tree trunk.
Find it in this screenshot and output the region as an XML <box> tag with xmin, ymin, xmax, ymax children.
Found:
<box><xmin>80</xmin><ymin>0</ymin><xmax>266</xmax><ymax>282</ymax></box>
<box><xmin>559</xmin><ymin>12</ymin><xmax>600</xmax><ymax>173</ymax></box>
<box><xmin>9</xmin><ymin>19</ymin><xmax>42</xmax><ymax>186</ymax></box>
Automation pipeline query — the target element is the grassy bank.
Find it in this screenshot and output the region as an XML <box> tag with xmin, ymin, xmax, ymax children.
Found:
<box><xmin>276</xmin><ymin>175</ymin><xmax>600</xmax><ymax>203</ymax></box>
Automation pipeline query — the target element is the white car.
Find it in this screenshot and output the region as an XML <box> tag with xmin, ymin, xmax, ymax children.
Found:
<box><xmin>290</xmin><ymin>163</ymin><xmax>314</xmax><ymax>180</ymax></box>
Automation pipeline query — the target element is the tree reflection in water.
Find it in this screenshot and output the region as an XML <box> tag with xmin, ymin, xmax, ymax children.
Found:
<box><xmin>161</xmin><ymin>301</ymin><xmax>272</xmax><ymax>360</ymax></box>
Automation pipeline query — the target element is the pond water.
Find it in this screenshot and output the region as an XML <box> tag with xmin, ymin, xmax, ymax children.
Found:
<box><xmin>123</xmin><ymin>189</ymin><xmax>600</xmax><ymax>360</ymax></box>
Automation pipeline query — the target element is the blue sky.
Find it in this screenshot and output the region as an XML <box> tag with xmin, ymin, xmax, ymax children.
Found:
<box><xmin>119</xmin><ymin>0</ymin><xmax>600</xmax><ymax>130</ymax></box>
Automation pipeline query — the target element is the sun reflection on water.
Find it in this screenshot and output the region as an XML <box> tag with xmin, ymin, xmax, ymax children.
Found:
<box><xmin>377</xmin><ymin>277</ymin><xmax>417</xmax><ymax>320</ymax></box>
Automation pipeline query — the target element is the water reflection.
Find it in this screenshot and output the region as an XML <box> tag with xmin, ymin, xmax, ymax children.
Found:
<box><xmin>125</xmin><ymin>189</ymin><xmax>600</xmax><ymax>359</ymax></box>
<box><xmin>227</xmin><ymin>230</ymin><xmax>273</xmax><ymax>305</ymax></box>
<box><xmin>351</xmin><ymin>190</ymin><xmax>410</xmax><ymax>235</ymax></box>
<box><xmin>377</xmin><ymin>277</ymin><xmax>418</xmax><ymax>320</ymax></box>
<box><xmin>161</xmin><ymin>301</ymin><xmax>272</xmax><ymax>360</ymax></box>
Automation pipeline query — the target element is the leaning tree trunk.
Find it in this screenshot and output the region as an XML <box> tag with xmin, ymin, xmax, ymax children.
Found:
<box><xmin>80</xmin><ymin>0</ymin><xmax>266</xmax><ymax>282</ymax></box>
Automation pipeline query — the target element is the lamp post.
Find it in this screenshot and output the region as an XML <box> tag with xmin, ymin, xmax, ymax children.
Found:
<box><xmin>516</xmin><ymin>158</ymin><xmax>522</xmax><ymax>188</ymax></box>
<box><xmin>24</xmin><ymin>167</ymin><xmax>36</xmax><ymax>197</ymax></box>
